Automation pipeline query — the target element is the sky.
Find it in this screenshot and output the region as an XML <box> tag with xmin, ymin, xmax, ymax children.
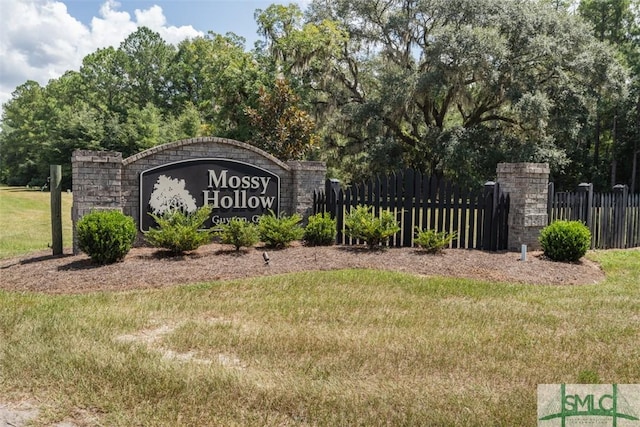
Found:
<box><xmin>0</xmin><ymin>0</ymin><xmax>308</xmax><ymax>114</ymax></box>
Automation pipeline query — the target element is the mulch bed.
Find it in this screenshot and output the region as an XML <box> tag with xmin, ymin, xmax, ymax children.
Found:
<box><xmin>0</xmin><ymin>243</ymin><xmax>606</xmax><ymax>295</ymax></box>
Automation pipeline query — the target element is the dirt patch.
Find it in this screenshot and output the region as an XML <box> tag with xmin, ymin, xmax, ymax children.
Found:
<box><xmin>0</xmin><ymin>402</ymin><xmax>39</xmax><ymax>427</ymax></box>
<box><xmin>0</xmin><ymin>401</ymin><xmax>79</xmax><ymax>427</ymax></box>
<box><xmin>115</xmin><ymin>320</ymin><xmax>245</xmax><ymax>368</ymax></box>
<box><xmin>0</xmin><ymin>243</ymin><xmax>605</xmax><ymax>294</ymax></box>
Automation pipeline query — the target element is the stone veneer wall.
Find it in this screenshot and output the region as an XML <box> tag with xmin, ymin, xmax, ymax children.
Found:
<box><xmin>497</xmin><ymin>162</ymin><xmax>550</xmax><ymax>251</ymax></box>
<box><xmin>288</xmin><ymin>160</ymin><xmax>327</xmax><ymax>219</ymax></box>
<box><xmin>72</xmin><ymin>150</ymin><xmax>123</xmax><ymax>252</ymax></box>
<box><xmin>72</xmin><ymin>137</ymin><xmax>326</xmax><ymax>253</ymax></box>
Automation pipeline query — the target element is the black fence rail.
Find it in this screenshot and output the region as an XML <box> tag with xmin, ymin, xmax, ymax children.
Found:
<box><xmin>313</xmin><ymin>169</ymin><xmax>509</xmax><ymax>251</ymax></box>
<box><xmin>548</xmin><ymin>183</ymin><xmax>640</xmax><ymax>249</ymax></box>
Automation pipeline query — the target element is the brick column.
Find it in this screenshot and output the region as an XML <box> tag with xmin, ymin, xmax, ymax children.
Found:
<box><xmin>497</xmin><ymin>163</ymin><xmax>550</xmax><ymax>251</ymax></box>
<box><xmin>71</xmin><ymin>150</ymin><xmax>123</xmax><ymax>254</ymax></box>
<box><xmin>287</xmin><ymin>160</ymin><xmax>326</xmax><ymax>220</ymax></box>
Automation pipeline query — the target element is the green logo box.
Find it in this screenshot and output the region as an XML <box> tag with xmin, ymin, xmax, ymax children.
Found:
<box><xmin>538</xmin><ymin>384</ymin><xmax>640</xmax><ymax>427</ymax></box>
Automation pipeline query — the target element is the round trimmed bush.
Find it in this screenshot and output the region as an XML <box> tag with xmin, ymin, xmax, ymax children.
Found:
<box><xmin>539</xmin><ymin>220</ymin><xmax>591</xmax><ymax>262</ymax></box>
<box><xmin>258</xmin><ymin>211</ymin><xmax>304</xmax><ymax>248</ymax></box>
<box><xmin>77</xmin><ymin>210</ymin><xmax>136</xmax><ymax>264</ymax></box>
<box><xmin>344</xmin><ymin>205</ymin><xmax>400</xmax><ymax>249</ymax></box>
<box><xmin>216</xmin><ymin>217</ymin><xmax>260</xmax><ymax>251</ymax></box>
<box><xmin>145</xmin><ymin>205</ymin><xmax>214</xmax><ymax>254</ymax></box>
<box><xmin>303</xmin><ymin>212</ymin><xmax>336</xmax><ymax>246</ymax></box>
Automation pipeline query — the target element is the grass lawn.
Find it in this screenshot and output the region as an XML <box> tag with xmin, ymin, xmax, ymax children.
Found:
<box><xmin>0</xmin><ymin>186</ymin><xmax>73</xmax><ymax>258</ymax></box>
<box><xmin>0</xmin><ymin>250</ymin><xmax>638</xmax><ymax>426</ymax></box>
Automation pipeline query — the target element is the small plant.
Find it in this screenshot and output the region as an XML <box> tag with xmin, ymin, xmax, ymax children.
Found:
<box><xmin>415</xmin><ymin>228</ymin><xmax>457</xmax><ymax>253</ymax></box>
<box><xmin>577</xmin><ymin>370</ymin><xmax>600</xmax><ymax>384</ymax></box>
<box><xmin>303</xmin><ymin>212</ymin><xmax>337</xmax><ymax>246</ymax></box>
<box><xmin>76</xmin><ymin>210</ymin><xmax>136</xmax><ymax>264</ymax></box>
<box><xmin>216</xmin><ymin>217</ymin><xmax>260</xmax><ymax>251</ymax></box>
<box><xmin>258</xmin><ymin>211</ymin><xmax>304</xmax><ymax>248</ymax></box>
<box><xmin>539</xmin><ymin>220</ymin><xmax>591</xmax><ymax>262</ymax></box>
<box><xmin>145</xmin><ymin>205</ymin><xmax>214</xmax><ymax>254</ymax></box>
<box><xmin>344</xmin><ymin>205</ymin><xmax>400</xmax><ymax>249</ymax></box>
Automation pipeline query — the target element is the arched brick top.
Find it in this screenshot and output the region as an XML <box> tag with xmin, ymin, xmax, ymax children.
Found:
<box><xmin>122</xmin><ymin>137</ymin><xmax>290</xmax><ymax>171</ymax></box>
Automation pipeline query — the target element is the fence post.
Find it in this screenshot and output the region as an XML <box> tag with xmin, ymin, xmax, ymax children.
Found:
<box><xmin>50</xmin><ymin>165</ymin><xmax>63</xmax><ymax>256</ymax></box>
<box><xmin>577</xmin><ymin>183</ymin><xmax>593</xmax><ymax>228</ymax></box>
<box><xmin>482</xmin><ymin>181</ymin><xmax>496</xmax><ymax>250</ymax></box>
<box><xmin>613</xmin><ymin>184</ymin><xmax>628</xmax><ymax>248</ymax></box>
<box><xmin>326</xmin><ymin>178</ymin><xmax>340</xmax><ymax>218</ymax></box>
<box><xmin>547</xmin><ymin>182</ymin><xmax>555</xmax><ymax>224</ymax></box>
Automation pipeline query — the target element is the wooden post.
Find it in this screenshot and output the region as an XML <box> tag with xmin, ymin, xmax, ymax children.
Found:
<box><xmin>482</xmin><ymin>181</ymin><xmax>496</xmax><ymax>250</ymax></box>
<box><xmin>50</xmin><ymin>165</ymin><xmax>63</xmax><ymax>255</ymax></box>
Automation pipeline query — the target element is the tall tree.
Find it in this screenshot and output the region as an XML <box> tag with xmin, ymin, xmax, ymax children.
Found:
<box><xmin>119</xmin><ymin>27</ymin><xmax>176</xmax><ymax>109</ymax></box>
<box><xmin>79</xmin><ymin>47</ymin><xmax>130</xmax><ymax>115</ymax></box>
<box><xmin>262</xmin><ymin>0</ymin><xmax>629</xmax><ymax>185</ymax></box>
<box><xmin>168</xmin><ymin>32</ymin><xmax>268</xmax><ymax>139</ymax></box>
<box><xmin>579</xmin><ymin>0</ymin><xmax>639</xmax><ymax>189</ymax></box>
<box><xmin>0</xmin><ymin>81</ymin><xmax>52</xmax><ymax>186</ymax></box>
<box><xmin>245</xmin><ymin>78</ymin><xmax>319</xmax><ymax>160</ymax></box>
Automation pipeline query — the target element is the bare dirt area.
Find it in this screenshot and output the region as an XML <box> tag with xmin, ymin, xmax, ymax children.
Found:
<box><xmin>0</xmin><ymin>243</ymin><xmax>605</xmax><ymax>294</ymax></box>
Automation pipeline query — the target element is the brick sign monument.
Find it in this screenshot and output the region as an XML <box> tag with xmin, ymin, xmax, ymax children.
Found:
<box><xmin>72</xmin><ymin>137</ymin><xmax>325</xmax><ymax>252</ymax></box>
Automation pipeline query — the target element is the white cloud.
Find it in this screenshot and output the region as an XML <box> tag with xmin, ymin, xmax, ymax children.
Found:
<box><xmin>0</xmin><ymin>0</ymin><xmax>203</xmax><ymax>114</ymax></box>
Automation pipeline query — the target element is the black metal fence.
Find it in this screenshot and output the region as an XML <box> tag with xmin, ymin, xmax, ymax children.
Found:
<box><xmin>313</xmin><ymin>169</ymin><xmax>509</xmax><ymax>250</ymax></box>
<box><xmin>548</xmin><ymin>183</ymin><xmax>640</xmax><ymax>249</ymax></box>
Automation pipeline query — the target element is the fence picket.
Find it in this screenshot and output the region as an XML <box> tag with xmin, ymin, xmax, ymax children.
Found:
<box><xmin>337</xmin><ymin>188</ymin><xmax>346</xmax><ymax>245</ymax></box>
<box><xmin>372</xmin><ymin>176</ymin><xmax>381</xmax><ymax>215</ymax></box>
<box><xmin>547</xmin><ymin>184</ymin><xmax>640</xmax><ymax>249</ymax></box>
<box><xmin>452</xmin><ymin>184</ymin><xmax>461</xmax><ymax>249</ymax></box>
<box><xmin>313</xmin><ymin>169</ymin><xmax>510</xmax><ymax>251</ymax></box>
<box><xmin>402</xmin><ymin>169</ymin><xmax>415</xmax><ymax>247</ymax></box>
<box><xmin>418</xmin><ymin>172</ymin><xmax>429</xmax><ymax>232</ymax></box>
<box><xmin>458</xmin><ymin>188</ymin><xmax>470</xmax><ymax>249</ymax></box>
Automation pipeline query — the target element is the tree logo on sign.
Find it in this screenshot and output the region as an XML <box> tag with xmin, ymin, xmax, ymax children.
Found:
<box><xmin>148</xmin><ymin>175</ymin><xmax>197</xmax><ymax>215</ymax></box>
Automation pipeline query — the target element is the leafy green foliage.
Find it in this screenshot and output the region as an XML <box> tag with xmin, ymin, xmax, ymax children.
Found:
<box><xmin>303</xmin><ymin>212</ymin><xmax>336</xmax><ymax>246</ymax></box>
<box><xmin>244</xmin><ymin>78</ymin><xmax>318</xmax><ymax>160</ymax></box>
<box><xmin>576</xmin><ymin>370</ymin><xmax>600</xmax><ymax>384</ymax></box>
<box><xmin>415</xmin><ymin>229</ymin><xmax>457</xmax><ymax>254</ymax></box>
<box><xmin>216</xmin><ymin>218</ymin><xmax>260</xmax><ymax>251</ymax></box>
<box><xmin>1</xmin><ymin>3</ymin><xmax>637</xmax><ymax>192</ymax></box>
<box><xmin>258</xmin><ymin>211</ymin><xmax>304</xmax><ymax>248</ymax></box>
<box><xmin>539</xmin><ymin>220</ymin><xmax>592</xmax><ymax>262</ymax></box>
<box><xmin>271</xmin><ymin>0</ymin><xmax>630</xmax><ymax>187</ymax></box>
<box><xmin>76</xmin><ymin>210</ymin><xmax>136</xmax><ymax>264</ymax></box>
<box><xmin>344</xmin><ymin>205</ymin><xmax>400</xmax><ymax>249</ymax></box>
<box><xmin>145</xmin><ymin>206</ymin><xmax>213</xmax><ymax>254</ymax></box>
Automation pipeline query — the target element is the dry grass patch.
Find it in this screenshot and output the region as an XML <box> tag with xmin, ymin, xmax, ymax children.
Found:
<box><xmin>0</xmin><ymin>251</ymin><xmax>638</xmax><ymax>426</ymax></box>
<box><xmin>0</xmin><ymin>186</ymin><xmax>73</xmax><ymax>258</ymax></box>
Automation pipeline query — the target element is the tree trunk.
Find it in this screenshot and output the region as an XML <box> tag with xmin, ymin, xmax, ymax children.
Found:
<box><xmin>593</xmin><ymin>98</ymin><xmax>601</xmax><ymax>182</ymax></box>
<box><xmin>634</xmin><ymin>96</ymin><xmax>640</xmax><ymax>194</ymax></box>
<box><xmin>632</xmin><ymin>151</ymin><xmax>638</xmax><ymax>194</ymax></box>
<box><xmin>610</xmin><ymin>112</ymin><xmax>617</xmax><ymax>187</ymax></box>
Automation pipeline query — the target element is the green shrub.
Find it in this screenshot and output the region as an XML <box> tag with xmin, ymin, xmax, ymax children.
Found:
<box><xmin>258</xmin><ymin>211</ymin><xmax>304</xmax><ymax>248</ymax></box>
<box><xmin>145</xmin><ymin>205</ymin><xmax>213</xmax><ymax>254</ymax></box>
<box><xmin>76</xmin><ymin>210</ymin><xmax>136</xmax><ymax>264</ymax></box>
<box><xmin>577</xmin><ymin>370</ymin><xmax>600</xmax><ymax>384</ymax></box>
<box><xmin>344</xmin><ymin>205</ymin><xmax>400</xmax><ymax>249</ymax></box>
<box><xmin>303</xmin><ymin>212</ymin><xmax>337</xmax><ymax>246</ymax></box>
<box><xmin>415</xmin><ymin>228</ymin><xmax>457</xmax><ymax>253</ymax></box>
<box><xmin>539</xmin><ymin>220</ymin><xmax>591</xmax><ymax>262</ymax></box>
<box><xmin>216</xmin><ymin>217</ymin><xmax>260</xmax><ymax>251</ymax></box>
